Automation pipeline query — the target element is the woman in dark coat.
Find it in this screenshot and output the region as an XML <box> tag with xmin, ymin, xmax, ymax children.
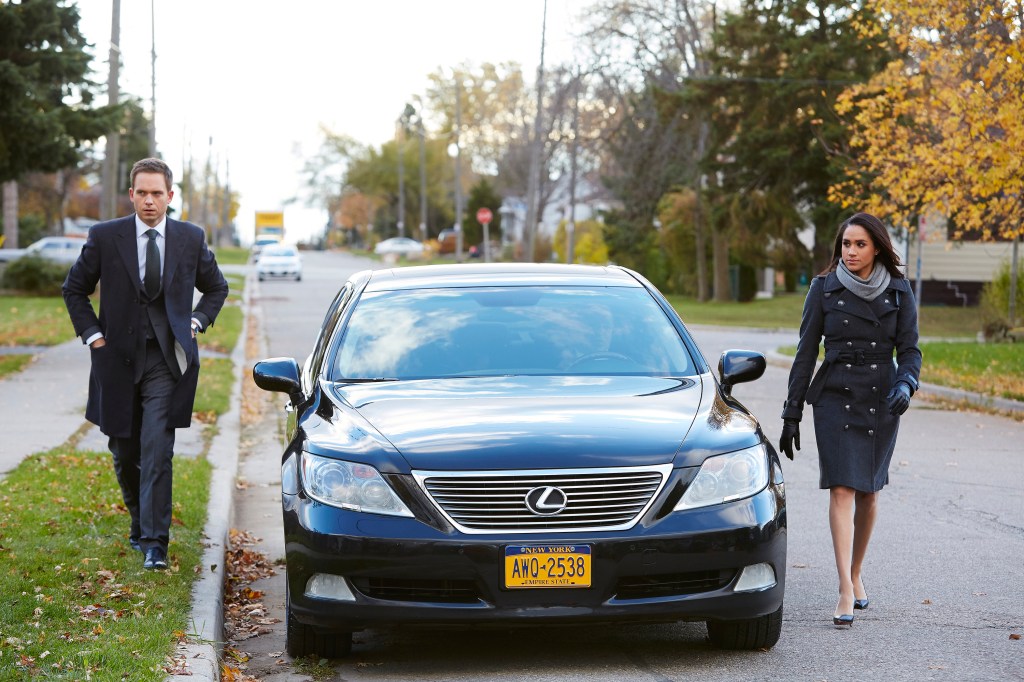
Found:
<box><xmin>779</xmin><ymin>212</ymin><xmax>922</xmax><ymax>626</ymax></box>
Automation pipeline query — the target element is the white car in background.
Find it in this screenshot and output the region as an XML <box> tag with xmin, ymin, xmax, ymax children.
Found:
<box><xmin>374</xmin><ymin>237</ymin><xmax>425</xmax><ymax>259</ymax></box>
<box><xmin>256</xmin><ymin>243</ymin><xmax>302</xmax><ymax>281</ymax></box>
<box><xmin>0</xmin><ymin>236</ymin><xmax>88</xmax><ymax>264</ymax></box>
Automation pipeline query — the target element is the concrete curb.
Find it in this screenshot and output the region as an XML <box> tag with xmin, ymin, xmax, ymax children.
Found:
<box><xmin>765</xmin><ymin>350</ymin><xmax>1024</xmax><ymax>414</ymax></box>
<box><xmin>168</xmin><ymin>273</ymin><xmax>251</xmax><ymax>682</ymax></box>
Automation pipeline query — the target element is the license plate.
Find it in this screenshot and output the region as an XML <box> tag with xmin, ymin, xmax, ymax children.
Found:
<box><xmin>504</xmin><ymin>545</ymin><xmax>592</xmax><ymax>588</ymax></box>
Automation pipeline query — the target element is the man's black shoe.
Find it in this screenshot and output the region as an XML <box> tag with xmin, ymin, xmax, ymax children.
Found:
<box><xmin>143</xmin><ymin>547</ymin><xmax>168</xmax><ymax>570</ymax></box>
<box><xmin>129</xmin><ymin>538</ymin><xmax>142</xmax><ymax>553</ymax></box>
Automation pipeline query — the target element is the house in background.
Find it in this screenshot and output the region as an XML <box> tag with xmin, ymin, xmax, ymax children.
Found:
<box><xmin>899</xmin><ymin>214</ymin><xmax>1018</xmax><ymax>306</ymax></box>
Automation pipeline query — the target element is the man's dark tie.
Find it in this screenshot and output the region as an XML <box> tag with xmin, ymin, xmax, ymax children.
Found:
<box><xmin>144</xmin><ymin>229</ymin><xmax>160</xmax><ymax>298</ymax></box>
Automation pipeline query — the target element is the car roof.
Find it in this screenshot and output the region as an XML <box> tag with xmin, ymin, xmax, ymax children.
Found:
<box><xmin>363</xmin><ymin>263</ymin><xmax>641</xmax><ymax>292</ymax></box>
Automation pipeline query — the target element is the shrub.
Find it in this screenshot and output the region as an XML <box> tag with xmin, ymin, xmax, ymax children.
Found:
<box><xmin>1</xmin><ymin>255</ymin><xmax>70</xmax><ymax>295</ymax></box>
<box><xmin>980</xmin><ymin>258</ymin><xmax>1023</xmax><ymax>341</ymax></box>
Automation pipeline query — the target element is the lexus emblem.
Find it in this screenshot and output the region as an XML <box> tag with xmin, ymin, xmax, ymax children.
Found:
<box><xmin>525</xmin><ymin>486</ymin><xmax>568</xmax><ymax>516</ymax></box>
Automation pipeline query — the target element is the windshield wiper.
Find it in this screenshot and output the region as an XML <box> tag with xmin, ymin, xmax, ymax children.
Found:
<box><xmin>337</xmin><ymin>377</ymin><xmax>399</xmax><ymax>383</ymax></box>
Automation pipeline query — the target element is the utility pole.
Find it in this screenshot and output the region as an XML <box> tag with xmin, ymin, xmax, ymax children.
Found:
<box><xmin>1010</xmin><ymin>233</ymin><xmax>1020</xmax><ymax>326</ymax></box>
<box><xmin>915</xmin><ymin>214</ymin><xmax>925</xmax><ymax>305</ymax></box>
<box><xmin>101</xmin><ymin>0</ymin><xmax>121</xmax><ymax>220</ymax></box>
<box><xmin>220</xmin><ymin>158</ymin><xmax>231</xmax><ymax>247</ymax></box>
<box><xmin>148</xmin><ymin>0</ymin><xmax>156</xmax><ymax>157</ymax></box>
<box><xmin>454</xmin><ymin>79</ymin><xmax>464</xmax><ymax>262</ymax></box>
<box><xmin>397</xmin><ymin>114</ymin><xmax>405</xmax><ymax>238</ymax></box>
<box><xmin>418</xmin><ymin>116</ymin><xmax>427</xmax><ymax>242</ymax></box>
<box><xmin>567</xmin><ymin>69</ymin><xmax>579</xmax><ymax>264</ymax></box>
<box><xmin>523</xmin><ymin>0</ymin><xmax>548</xmax><ymax>262</ymax></box>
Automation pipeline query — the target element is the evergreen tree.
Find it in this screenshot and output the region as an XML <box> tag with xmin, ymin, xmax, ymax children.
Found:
<box><xmin>0</xmin><ymin>0</ymin><xmax>117</xmax><ymax>182</ymax></box>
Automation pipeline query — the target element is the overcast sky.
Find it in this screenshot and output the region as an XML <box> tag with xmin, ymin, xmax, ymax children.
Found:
<box><xmin>74</xmin><ymin>0</ymin><xmax>591</xmax><ymax>244</ymax></box>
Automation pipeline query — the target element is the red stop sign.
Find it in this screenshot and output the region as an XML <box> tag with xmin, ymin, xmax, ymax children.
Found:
<box><xmin>476</xmin><ymin>207</ymin><xmax>493</xmax><ymax>224</ymax></box>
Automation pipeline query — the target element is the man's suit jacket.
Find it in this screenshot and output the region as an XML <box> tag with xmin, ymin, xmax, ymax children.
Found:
<box><xmin>63</xmin><ymin>215</ymin><xmax>229</xmax><ymax>438</ymax></box>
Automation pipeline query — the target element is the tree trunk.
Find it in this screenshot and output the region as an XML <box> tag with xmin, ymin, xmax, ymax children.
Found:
<box><xmin>694</xmin><ymin>117</ymin><xmax>710</xmax><ymax>302</ymax></box>
<box><xmin>713</xmin><ymin>227</ymin><xmax>731</xmax><ymax>302</ymax></box>
<box><xmin>2</xmin><ymin>181</ymin><xmax>18</xmax><ymax>249</ymax></box>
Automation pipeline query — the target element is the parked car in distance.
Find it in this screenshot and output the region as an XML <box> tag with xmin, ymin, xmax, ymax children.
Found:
<box><xmin>374</xmin><ymin>237</ymin><xmax>425</xmax><ymax>258</ymax></box>
<box><xmin>437</xmin><ymin>229</ymin><xmax>457</xmax><ymax>254</ymax></box>
<box><xmin>251</xmin><ymin>237</ymin><xmax>280</xmax><ymax>259</ymax></box>
<box><xmin>256</xmin><ymin>243</ymin><xmax>302</xmax><ymax>281</ymax></box>
<box><xmin>0</xmin><ymin>236</ymin><xmax>87</xmax><ymax>264</ymax></box>
<box><xmin>253</xmin><ymin>263</ymin><xmax>786</xmax><ymax>659</ymax></box>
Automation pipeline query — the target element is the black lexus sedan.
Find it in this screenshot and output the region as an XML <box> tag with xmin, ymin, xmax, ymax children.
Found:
<box><xmin>254</xmin><ymin>263</ymin><xmax>786</xmax><ymax>658</ymax></box>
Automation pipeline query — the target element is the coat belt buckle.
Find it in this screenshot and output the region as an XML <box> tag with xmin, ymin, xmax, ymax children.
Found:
<box><xmin>854</xmin><ymin>349</ymin><xmax>865</xmax><ymax>365</ymax></box>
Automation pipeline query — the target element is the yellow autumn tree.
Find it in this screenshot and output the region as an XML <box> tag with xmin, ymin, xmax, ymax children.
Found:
<box><xmin>830</xmin><ymin>0</ymin><xmax>1023</xmax><ymax>240</ymax></box>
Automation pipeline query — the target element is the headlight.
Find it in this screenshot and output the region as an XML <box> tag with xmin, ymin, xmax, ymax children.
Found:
<box><xmin>301</xmin><ymin>453</ymin><xmax>414</xmax><ymax>517</ymax></box>
<box><xmin>674</xmin><ymin>444</ymin><xmax>769</xmax><ymax>511</ymax></box>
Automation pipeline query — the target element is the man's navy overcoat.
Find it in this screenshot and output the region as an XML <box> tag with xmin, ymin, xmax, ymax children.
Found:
<box><xmin>63</xmin><ymin>215</ymin><xmax>228</xmax><ymax>438</ymax></box>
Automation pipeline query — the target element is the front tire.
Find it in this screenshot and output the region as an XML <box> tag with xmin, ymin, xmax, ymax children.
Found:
<box><xmin>285</xmin><ymin>586</ymin><xmax>353</xmax><ymax>658</ymax></box>
<box><xmin>706</xmin><ymin>605</ymin><xmax>783</xmax><ymax>650</ymax></box>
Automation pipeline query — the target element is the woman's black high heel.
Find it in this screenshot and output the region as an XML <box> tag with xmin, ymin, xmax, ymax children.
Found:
<box><xmin>854</xmin><ymin>579</ymin><xmax>869</xmax><ymax>610</ymax></box>
<box><xmin>833</xmin><ymin>613</ymin><xmax>855</xmax><ymax>627</ymax></box>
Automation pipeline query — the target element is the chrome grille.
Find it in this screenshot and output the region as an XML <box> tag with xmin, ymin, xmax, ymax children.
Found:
<box><xmin>413</xmin><ymin>464</ymin><xmax>673</xmax><ymax>534</ymax></box>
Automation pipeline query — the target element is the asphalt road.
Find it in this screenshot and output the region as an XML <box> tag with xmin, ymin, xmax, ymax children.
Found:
<box><xmin>230</xmin><ymin>251</ymin><xmax>1023</xmax><ymax>681</ymax></box>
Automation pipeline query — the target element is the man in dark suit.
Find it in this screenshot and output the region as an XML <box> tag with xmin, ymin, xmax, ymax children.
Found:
<box><xmin>63</xmin><ymin>157</ymin><xmax>228</xmax><ymax>570</ymax></box>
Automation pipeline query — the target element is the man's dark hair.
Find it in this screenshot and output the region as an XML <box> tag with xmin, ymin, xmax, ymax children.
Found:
<box><xmin>130</xmin><ymin>158</ymin><xmax>173</xmax><ymax>192</ymax></box>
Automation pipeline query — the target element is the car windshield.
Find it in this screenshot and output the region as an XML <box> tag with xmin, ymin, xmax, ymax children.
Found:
<box><xmin>331</xmin><ymin>285</ymin><xmax>694</xmax><ymax>380</ymax></box>
<box><xmin>263</xmin><ymin>245</ymin><xmax>297</xmax><ymax>257</ymax></box>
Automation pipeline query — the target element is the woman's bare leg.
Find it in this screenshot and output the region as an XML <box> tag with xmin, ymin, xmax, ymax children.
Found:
<box><xmin>852</xmin><ymin>490</ymin><xmax>878</xmax><ymax>600</ymax></box>
<box><xmin>829</xmin><ymin>486</ymin><xmax>856</xmax><ymax>616</ymax></box>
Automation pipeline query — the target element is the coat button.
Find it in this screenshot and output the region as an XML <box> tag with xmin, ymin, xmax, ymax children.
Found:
<box><xmin>884</xmin><ymin>299</ymin><xmax>890</xmax><ymax>304</ymax></box>
<box><xmin>846</xmin><ymin>363</ymin><xmax>852</xmax><ymax>369</ymax></box>
<box><xmin>847</xmin><ymin>341</ymin><xmax>853</xmax><ymax>347</ymax></box>
<box><xmin>868</xmin><ymin>429</ymin><xmax>875</xmax><ymax>436</ymax></box>
<box><xmin>839</xmin><ymin>300</ymin><xmax>845</xmax><ymax>306</ymax></box>
<box><xmin>825</xmin><ymin>292</ymin><xmax>831</xmax><ymax>298</ymax></box>
<box><xmin>844</xmin><ymin>425</ymin><xmax>849</xmax><ymax>430</ymax></box>
<box><xmin>870</xmin><ymin>364</ymin><xmax>877</xmax><ymax>370</ymax></box>
<box><xmin>871</xmin><ymin>342</ymin><xmax>877</xmax><ymax>347</ymax></box>
<box><xmin>870</xmin><ymin>408</ymin><xmax>876</xmax><ymax>414</ymax></box>
<box><xmin>874</xmin><ymin>322</ymin><xmax>880</xmax><ymax>327</ymax></box>
<box><xmin>845</xmin><ymin>387</ymin><xmax>851</xmax><ymax>392</ymax></box>
<box><xmin>872</xmin><ymin>386</ymin><xmax>877</xmax><ymax>392</ymax></box>
<box><xmin>843</xmin><ymin>319</ymin><xmax>849</xmax><ymax>326</ymax></box>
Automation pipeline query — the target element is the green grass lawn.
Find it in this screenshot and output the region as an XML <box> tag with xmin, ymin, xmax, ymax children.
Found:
<box><xmin>200</xmin><ymin>303</ymin><xmax>242</xmax><ymax>356</ymax></box>
<box><xmin>919</xmin><ymin>341</ymin><xmax>1024</xmax><ymax>401</ymax></box>
<box><xmin>0</xmin><ymin>354</ymin><xmax>33</xmax><ymax>380</ymax></box>
<box><xmin>0</xmin><ymin>296</ymin><xmax>76</xmax><ymax>347</ymax></box>
<box><xmin>0</xmin><ymin>447</ymin><xmax>212</xmax><ymax>680</ymax></box>
<box><xmin>211</xmin><ymin>245</ymin><xmax>250</xmax><ymax>266</ymax></box>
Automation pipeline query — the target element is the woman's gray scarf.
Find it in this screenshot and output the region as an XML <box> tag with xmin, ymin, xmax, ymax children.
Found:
<box><xmin>837</xmin><ymin>259</ymin><xmax>891</xmax><ymax>301</ymax></box>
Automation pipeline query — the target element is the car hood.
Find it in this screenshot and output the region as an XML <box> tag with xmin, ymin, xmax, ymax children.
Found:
<box><xmin>315</xmin><ymin>375</ymin><xmax>707</xmax><ymax>470</ymax></box>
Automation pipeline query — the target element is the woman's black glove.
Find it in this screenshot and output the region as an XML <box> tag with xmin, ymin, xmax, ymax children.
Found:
<box><xmin>779</xmin><ymin>419</ymin><xmax>800</xmax><ymax>460</ymax></box>
<box><xmin>886</xmin><ymin>381</ymin><xmax>912</xmax><ymax>416</ymax></box>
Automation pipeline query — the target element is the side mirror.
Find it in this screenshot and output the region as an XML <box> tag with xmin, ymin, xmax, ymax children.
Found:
<box><xmin>718</xmin><ymin>350</ymin><xmax>766</xmax><ymax>397</ymax></box>
<box><xmin>253</xmin><ymin>357</ymin><xmax>302</xmax><ymax>403</ymax></box>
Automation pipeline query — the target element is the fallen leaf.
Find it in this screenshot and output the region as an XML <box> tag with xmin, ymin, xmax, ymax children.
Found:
<box><xmin>1011</xmin><ymin>633</ymin><xmax>1021</xmax><ymax>641</ymax></box>
<box><xmin>791</xmin><ymin>563</ymin><xmax>808</xmax><ymax>569</ymax></box>
<box><xmin>922</xmin><ymin>599</ymin><xmax>932</xmax><ymax>605</ymax></box>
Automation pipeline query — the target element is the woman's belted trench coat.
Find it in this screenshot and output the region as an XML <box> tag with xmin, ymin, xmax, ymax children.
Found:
<box><xmin>783</xmin><ymin>272</ymin><xmax>922</xmax><ymax>492</ymax></box>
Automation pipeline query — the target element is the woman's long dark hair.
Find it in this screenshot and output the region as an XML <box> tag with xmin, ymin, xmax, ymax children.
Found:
<box><xmin>820</xmin><ymin>212</ymin><xmax>905</xmax><ymax>278</ymax></box>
